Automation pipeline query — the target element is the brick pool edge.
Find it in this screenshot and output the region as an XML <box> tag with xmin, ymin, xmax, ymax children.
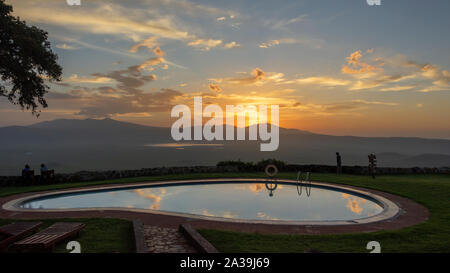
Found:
<box><xmin>0</xmin><ymin>178</ymin><xmax>429</xmax><ymax>235</ymax></box>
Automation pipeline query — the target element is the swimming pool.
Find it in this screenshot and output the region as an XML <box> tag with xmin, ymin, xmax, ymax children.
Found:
<box><xmin>12</xmin><ymin>179</ymin><xmax>391</xmax><ymax>223</ymax></box>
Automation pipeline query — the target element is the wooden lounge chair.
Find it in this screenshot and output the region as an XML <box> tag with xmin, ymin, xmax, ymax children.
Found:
<box><xmin>11</xmin><ymin>222</ymin><xmax>85</xmax><ymax>252</ymax></box>
<box><xmin>0</xmin><ymin>222</ymin><xmax>43</xmax><ymax>251</ymax></box>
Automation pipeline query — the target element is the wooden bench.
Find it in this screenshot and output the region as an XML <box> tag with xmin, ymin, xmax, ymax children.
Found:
<box><xmin>0</xmin><ymin>222</ymin><xmax>43</xmax><ymax>251</ymax></box>
<box><xmin>11</xmin><ymin>222</ymin><xmax>85</xmax><ymax>252</ymax></box>
<box><xmin>21</xmin><ymin>170</ymin><xmax>35</xmax><ymax>184</ymax></box>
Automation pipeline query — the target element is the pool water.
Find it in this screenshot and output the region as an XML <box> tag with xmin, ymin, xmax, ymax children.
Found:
<box><xmin>20</xmin><ymin>182</ymin><xmax>383</xmax><ymax>221</ymax></box>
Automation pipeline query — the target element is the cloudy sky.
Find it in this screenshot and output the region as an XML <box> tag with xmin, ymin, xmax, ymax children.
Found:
<box><xmin>1</xmin><ymin>0</ymin><xmax>450</xmax><ymax>138</ymax></box>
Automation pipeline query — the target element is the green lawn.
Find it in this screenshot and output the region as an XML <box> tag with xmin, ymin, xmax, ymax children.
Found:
<box><xmin>1</xmin><ymin>172</ymin><xmax>449</xmax><ymax>253</ymax></box>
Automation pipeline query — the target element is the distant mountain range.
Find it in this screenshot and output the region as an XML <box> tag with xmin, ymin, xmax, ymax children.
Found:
<box><xmin>1</xmin><ymin>118</ymin><xmax>450</xmax><ymax>175</ymax></box>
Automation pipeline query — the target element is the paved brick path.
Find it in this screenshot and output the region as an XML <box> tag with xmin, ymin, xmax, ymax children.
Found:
<box><xmin>143</xmin><ymin>225</ymin><xmax>196</xmax><ymax>253</ymax></box>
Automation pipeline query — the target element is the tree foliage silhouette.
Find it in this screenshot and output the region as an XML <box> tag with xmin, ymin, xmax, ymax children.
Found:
<box><xmin>0</xmin><ymin>0</ymin><xmax>62</xmax><ymax>115</ymax></box>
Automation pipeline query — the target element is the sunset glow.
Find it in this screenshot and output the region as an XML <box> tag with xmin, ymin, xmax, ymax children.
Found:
<box><xmin>0</xmin><ymin>0</ymin><xmax>449</xmax><ymax>139</ymax></box>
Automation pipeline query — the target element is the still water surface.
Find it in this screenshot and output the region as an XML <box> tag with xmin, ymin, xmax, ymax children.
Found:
<box><xmin>20</xmin><ymin>182</ymin><xmax>383</xmax><ymax>221</ymax></box>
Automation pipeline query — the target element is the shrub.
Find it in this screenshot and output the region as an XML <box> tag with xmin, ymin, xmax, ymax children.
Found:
<box><xmin>217</xmin><ymin>159</ymin><xmax>287</xmax><ymax>172</ymax></box>
<box><xmin>255</xmin><ymin>159</ymin><xmax>287</xmax><ymax>171</ymax></box>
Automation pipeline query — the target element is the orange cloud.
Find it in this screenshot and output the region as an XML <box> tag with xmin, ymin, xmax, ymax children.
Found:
<box><xmin>341</xmin><ymin>50</ymin><xmax>382</xmax><ymax>75</ymax></box>
<box><xmin>346</xmin><ymin>50</ymin><xmax>363</xmax><ymax>65</ymax></box>
<box><xmin>289</xmin><ymin>76</ymin><xmax>351</xmax><ymax>86</ymax></box>
<box><xmin>129</xmin><ymin>37</ymin><xmax>158</xmax><ymax>53</ymax></box>
<box><xmin>55</xmin><ymin>43</ymin><xmax>78</xmax><ymax>50</ymax></box>
<box><xmin>210</xmin><ymin>68</ymin><xmax>280</xmax><ymax>86</ymax></box>
<box><xmin>188</xmin><ymin>39</ymin><xmax>223</xmax><ymax>50</ymax></box>
<box><xmin>188</xmin><ymin>39</ymin><xmax>240</xmax><ymax>51</ymax></box>
<box><xmin>259</xmin><ymin>40</ymin><xmax>280</xmax><ymax>48</ymax></box>
<box><xmin>66</xmin><ymin>74</ymin><xmax>113</xmax><ymax>84</ymax></box>
<box><xmin>421</xmin><ymin>64</ymin><xmax>450</xmax><ymax>86</ymax></box>
<box><xmin>256</xmin><ymin>212</ymin><xmax>279</xmax><ymax>220</ymax></box>
<box><xmin>224</xmin><ymin>41</ymin><xmax>240</xmax><ymax>49</ymax></box>
<box><xmin>208</xmin><ymin>83</ymin><xmax>223</xmax><ymax>92</ymax></box>
<box><xmin>248</xmin><ymin>184</ymin><xmax>264</xmax><ymax>193</ymax></box>
<box><xmin>341</xmin><ymin>193</ymin><xmax>367</xmax><ymax>215</ymax></box>
<box><xmin>379</xmin><ymin>85</ymin><xmax>415</xmax><ymax>92</ymax></box>
<box><xmin>152</xmin><ymin>46</ymin><xmax>165</xmax><ymax>57</ymax></box>
<box><xmin>134</xmin><ymin>189</ymin><xmax>167</xmax><ymax>210</ymax></box>
<box><xmin>13</xmin><ymin>2</ymin><xmax>192</xmax><ymax>41</ymax></box>
<box><xmin>131</xmin><ymin>57</ymin><xmax>165</xmax><ymax>72</ymax></box>
<box><xmin>341</xmin><ymin>65</ymin><xmax>379</xmax><ymax>75</ymax></box>
<box><xmin>259</xmin><ymin>38</ymin><xmax>322</xmax><ymax>49</ymax></box>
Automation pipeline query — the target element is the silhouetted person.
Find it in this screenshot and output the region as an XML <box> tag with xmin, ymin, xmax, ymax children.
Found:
<box><xmin>368</xmin><ymin>154</ymin><xmax>377</xmax><ymax>179</ymax></box>
<box><xmin>336</xmin><ymin>152</ymin><xmax>342</xmax><ymax>174</ymax></box>
<box><xmin>21</xmin><ymin>164</ymin><xmax>35</xmax><ymax>184</ymax></box>
<box><xmin>40</xmin><ymin>163</ymin><xmax>48</xmax><ymax>175</ymax></box>
<box><xmin>40</xmin><ymin>163</ymin><xmax>54</xmax><ymax>182</ymax></box>
<box><xmin>22</xmin><ymin>164</ymin><xmax>31</xmax><ymax>173</ymax></box>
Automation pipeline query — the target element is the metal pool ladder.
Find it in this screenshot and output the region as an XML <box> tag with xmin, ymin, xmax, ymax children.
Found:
<box><xmin>296</xmin><ymin>171</ymin><xmax>311</xmax><ymax>197</ymax></box>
